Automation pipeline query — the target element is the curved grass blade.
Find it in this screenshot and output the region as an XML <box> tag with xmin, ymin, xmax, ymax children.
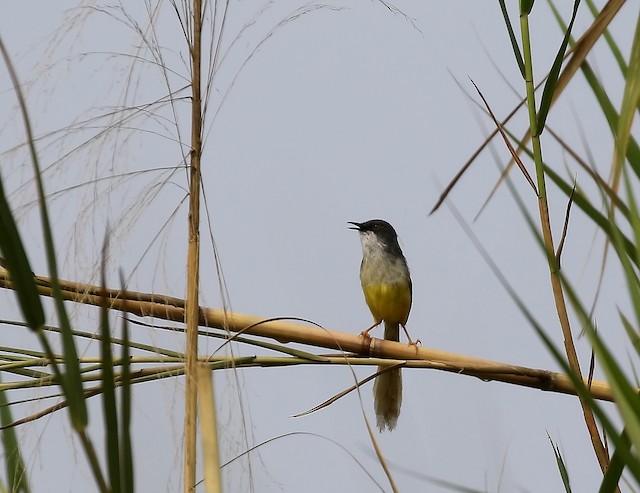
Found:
<box><xmin>0</xmin><ymin>176</ymin><xmax>44</xmax><ymax>332</ymax></box>
<box><xmin>0</xmin><ymin>374</ymin><xmax>30</xmax><ymax>493</ymax></box>
<box><xmin>612</xmin><ymin>13</ymin><xmax>640</xmax><ymax>192</ymax></box>
<box><xmin>100</xmin><ymin>253</ymin><xmax>120</xmax><ymax>493</ymax></box>
<box><xmin>520</xmin><ymin>0</ymin><xmax>535</xmax><ymax>16</ymax></box>
<box><xmin>537</xmin><ymin>0</ymin><xmax>581</xmax><ymax>133</ymax></box>
<box><xmin>548</xmin><ymin>433</ymin><xmax>572</xmax><ymax>492</ymax></box>
<box><xmin>498</xmin><ymin>0</ymin><xmax>525</xmax><ymax>77</ymax></box>
<box><xmin>0</xmin><ymin>35</ymin><xmax>87</xmax><ymax>431</ymax></box>
<box><xmin>119</xmin><ymin>274</ymin><xmax>133</xmax><ymax>493</ymax></box>
<box><xmin>619</xmin><ymin>310</ymin><xmax>640</xmax><ymax>356</ymax></box>
<box><xmin>599</xmin><ymin>428</ymin><xmax>631</xmax><ymax>493</ymax></box>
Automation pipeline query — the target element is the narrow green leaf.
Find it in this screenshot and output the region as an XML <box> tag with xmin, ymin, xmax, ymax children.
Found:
<box><xmin>613</xmin><ymin>13</ymin><xmax>640</xmax><ymax>185</ymax></box>
<box><xmin>100</xmin><ymin>254</ymin><xmax>120</xmax><ymax>493</ymax></box>
<box><xmin>0</xmin><ymin>375</ymin><xmax>30</xmax><ymax>493</ymax></box>
<box><xmin>0</xmin><ymin>176</ymin><xmax>43</xmax><ymax>332</ymax></box>
<box><xmin>548</xmin><ymin>434</ymin><xmax>572</xmax><ymax>492</ymax></box>
<box><xmin>0</xmin><ymin>34</ymin><xmax>87</xmax><ymax>431</ymax></box>
<box><xmin>590</xmin><ymin>325</ymin><xmax>640</xmax><ymax>458</ymax></box>
<box><xmin>520</xmin><ymin>0</ymin><xmax>535</xmax><ymax>15</ymax></box>
<box><xmin>498</xmin><ymin>0</ymin><xmax>525</xmax><ymax>77</ymax></box>
<box><xmin>537</xmin><ymin>0</ymin><xmax>581</xmax><ymax>133</ymax></box>
<box><xmin>623</xmin><ymin>170</ymin><xmax>640</xmax><ymax>329</ymax></box>
<box><xmin>599</xmin><ymin>428</ymin><xmax>632</xmax><ymax>493</ymax></box>
<box><xmin>119</xmin><ymin>273</ymin><xmax>134</xmax><ymax>493</ymax></box>
<box><xmin>619</xmin><ymin>310</ymin><xmax>640</xmax><ymax>356</ymax></box>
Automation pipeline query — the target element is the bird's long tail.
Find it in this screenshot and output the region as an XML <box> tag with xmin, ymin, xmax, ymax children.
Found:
<box><xmin>373</xmin><ymin>321</ymin><xmax>402</xmax><ymax>432</ymax></box>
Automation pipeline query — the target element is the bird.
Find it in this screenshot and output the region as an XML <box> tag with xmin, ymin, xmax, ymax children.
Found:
<box><xmin>349</xmin><ymin>219</ymin><xmax>414</xmax><ymax>432</ymax></box>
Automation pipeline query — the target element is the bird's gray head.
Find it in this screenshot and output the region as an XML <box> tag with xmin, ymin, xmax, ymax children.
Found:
<box><xmin>348</xmin><ymin>219</ymin><xmax>403</xmax><ymax>255</ymax></box>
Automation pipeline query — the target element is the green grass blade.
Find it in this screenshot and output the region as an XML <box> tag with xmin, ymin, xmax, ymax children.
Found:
<box><xmin>548</xmin><ymin>434</ymin><xmax>572</xmax><ymax>493</ymax></box>
<box><xmin>621</xmin><ymin>168</ymin><xmax>640</xmax><ymax>330</ymax></box>
<box><xmin>0</xmin><ymin>34</ymin><xmax>87</xmax><ymax>431</ymax></box>
<box><xmin>619</xmin><ymin>310</ymin><xmax>640</xmax><ymax>356</ymax></box>
<box><xmin>119</xmin><ymin>275</ymin><xmax>134</xmax><ymax>493</ymax></box>
<box><xmin>0</xmin><ymin>375</ymin><xmax>30</xmax><ymax>493</ymax></box>
<box><xmin>0</xmin><ymin>176</ymin><xmax>43</xmax><ymax>332</ymax></box>
<box><xmin>599</xmin><ymin>428</ymin><xmax>632</xmax><ymax>493</ymax></box>
<box><xmin>498</xmin><ymin>0</ymin><xmax>525</xmax><ymax>77</ymax></box>
<box><xmin>589</xmin><ymin>331</ymin><xmax>640</xmax><ymax>460</ymax></box>
<box><xmin>537</xmin><ymin>0</ymin><xmax>581</xmax><ymax>133</ymax></box>
<box><xmin>520</xmin><ymin>0</ymin><xmax>535</xmax><ymax>16</ymax></box>
<box><xmin>100</xmin><ymin>258</ymin><xmax>120</xmax><ymax>493</ymax></box>
<box><xmin>612</xmin><ymin>13</ymin><xmax>640</xmax><ymax>183</ymax></box>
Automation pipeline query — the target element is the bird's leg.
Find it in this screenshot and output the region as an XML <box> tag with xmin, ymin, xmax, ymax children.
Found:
<box><xmin>360</xmin><ymin>321</ymin><xmax>381</xmax><ymax>338</ymax></box>
<box><xmin>402</xmin><ymin>325</ymin><xmax>421</xmax><ymax>346</ymax></box>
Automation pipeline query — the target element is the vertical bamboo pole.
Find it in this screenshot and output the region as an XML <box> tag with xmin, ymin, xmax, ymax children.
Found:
<box><xmin>184</xmin><ymin>0</ymin><xmax>203</xmax><ymax>491</ymax></box>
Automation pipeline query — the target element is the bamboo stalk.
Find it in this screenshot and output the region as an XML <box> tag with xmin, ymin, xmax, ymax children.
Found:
<box><xmin>0</xmin><ymin>270</ymin><xmax>620</xmax><ymax>403</ymax></box>
<box><xmin>184</xmin><ymin>0</ymin><xmax>203</xmax><ymax>491</ymax></box>
<box><xmin>197</xmin><ymin>363</ymin><xmax>221</xmax><ymax>493</ymax></box>
<box><xmin>519</xmin><ymin>9</ymin><xmax>611</xmax><ymax>479</ymax></box>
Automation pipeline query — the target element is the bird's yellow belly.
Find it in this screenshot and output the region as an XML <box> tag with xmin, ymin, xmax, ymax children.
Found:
<box><xmin>362</xmin><ymin>281</ymin><xmax>411</xmax><ymax>325</ymax></box>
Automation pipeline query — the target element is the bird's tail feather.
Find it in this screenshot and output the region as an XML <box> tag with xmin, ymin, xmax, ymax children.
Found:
<box><xmin>373</xmin><ymin>321</ymin><xmax>402</xmax><ymax>432</ymax></box>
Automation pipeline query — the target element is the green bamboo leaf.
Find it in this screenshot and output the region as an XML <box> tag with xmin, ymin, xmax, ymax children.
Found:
<box><xmin>537</xmin><ymin>0</ymin><xmax>581</xmax><ymax>133</ymax></box>
<box><xmin>589</xmin><ymin>324</ymin><xmax>640</xmax><ymax>456</ymax></box>
<box><xmin>619</xmin><ymin>310</ymin><xmax>640</xmax><ymax>356</ymax></box>
<box><xmin>613</xmin><ymin>13</ymin><xmax>640</xmax><ymax>184</ymax></box>
<box><xmin>0</xmin><ymin>34</ymin><xmax>87</xmax><ymax>431</ymax></box>
<box><xmin>499</xmin><ymin>0</ymin><xmax>525</xmax><ymax>77</ymax></box>
<box><xmin>548</xmin><ymin>434</ymin><xmax>571</xmax><ymax>493</ymax></box>
<box><xmin>599</xmin><ymin>428</ymin><xmax>631</xmax><ymax>493</ymax></box>
<box><xmin>0</xmin><ymin>176</ymin><xmax>43</xmax><ymax>332</ymax></box>
<box><xmin>100</xmin><ymin>257</ymin><xmax>120</xmax><ymax>493</ymax></box>
<box><xmin>0</xmin><ymin>375</ymin><xmax>30</xmax><ymax>493</ymax></box>
<box><xmin>119</xmin><ymin>274</ymin><xmax>133</xmax><ymax>493</ymax></box>
<box><xmin>618</xmin><ymin>172</ymin><xmax>640</xmax><ymax>335</ymax></box>
<box><xmin>520</xmin><ymin>0</ymin><xmax>535</xmax><ymax>15</ymax></box>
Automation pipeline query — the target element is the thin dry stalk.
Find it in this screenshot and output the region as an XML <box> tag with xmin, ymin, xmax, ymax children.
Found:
<box><xmin>184</xmin><ymin>1</ymin><xmax>204</xmax><ymax>491</ymax></box>
<box><xmin>197</xmin><ymin>363</ymin><xmax>221</xmax><ymax>493</ymax></box>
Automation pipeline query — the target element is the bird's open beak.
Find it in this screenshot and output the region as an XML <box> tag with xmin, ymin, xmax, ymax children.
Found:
<box><xmin>348</xmin><ymin>221</ymin><xmax>362</xmax><ymax>231</ymax></box>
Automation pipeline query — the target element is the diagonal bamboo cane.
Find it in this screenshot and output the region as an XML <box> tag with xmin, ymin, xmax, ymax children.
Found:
<box><xmin>0</xmin><ymin>269</ymin><xmax>618</xmax><ymax>402</ymax></box>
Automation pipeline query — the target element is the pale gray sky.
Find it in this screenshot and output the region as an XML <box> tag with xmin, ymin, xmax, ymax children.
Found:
<box><xmin>0</xmin><ymin>1</ymin><xmax>636</xmax><ymax>492</ymax></box>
